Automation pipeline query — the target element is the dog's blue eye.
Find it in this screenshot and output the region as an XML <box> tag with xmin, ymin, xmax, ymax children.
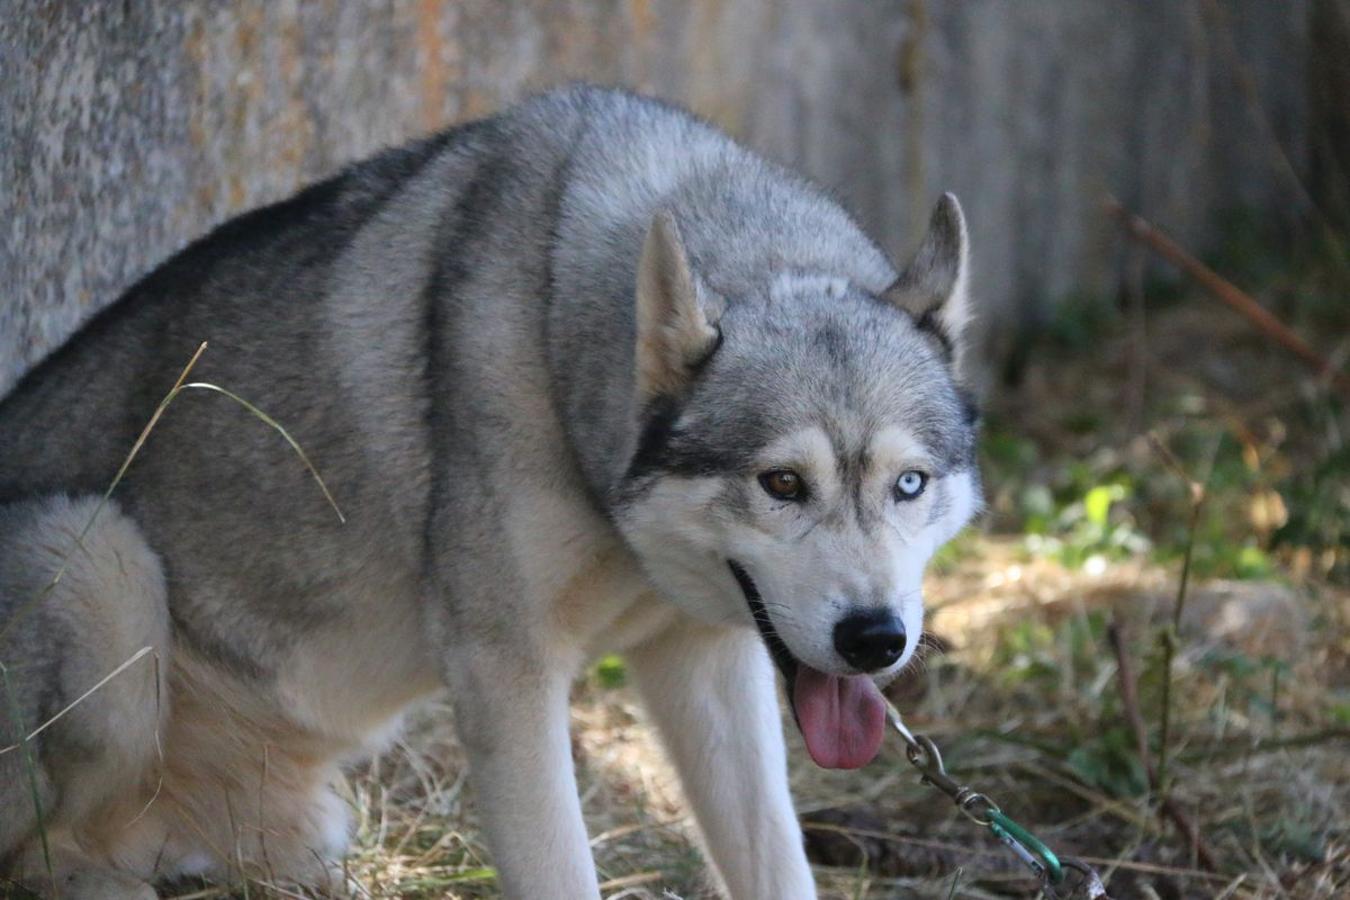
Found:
<box><xmin>895</xmin><ymin>470</ymin><xmax>927</xmax><ymax>500</ymax></box>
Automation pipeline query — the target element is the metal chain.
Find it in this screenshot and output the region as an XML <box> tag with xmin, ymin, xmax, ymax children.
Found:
<box><xmin>886</xmin><ymin>701</ymin><xmax>1111</xmax><ymax>899</ymax></box>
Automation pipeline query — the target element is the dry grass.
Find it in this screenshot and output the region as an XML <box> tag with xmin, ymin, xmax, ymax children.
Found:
<box><xmin>145</xmin><ymin>532</ymin><xmax>1346</xmax><ymax>899</ymax></box>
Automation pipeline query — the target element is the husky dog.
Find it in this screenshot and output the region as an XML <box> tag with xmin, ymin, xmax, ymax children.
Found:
<box><xmin>0</xmin><ymin>86</ymin><xmax>980</xmax><ymax>898</ymax></box>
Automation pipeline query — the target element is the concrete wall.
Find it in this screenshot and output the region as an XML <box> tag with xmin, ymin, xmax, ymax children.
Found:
<box><xmin>1</xmin><ymin>1</ymin><xmax>1311</xmax><ymax>394</ymax></box>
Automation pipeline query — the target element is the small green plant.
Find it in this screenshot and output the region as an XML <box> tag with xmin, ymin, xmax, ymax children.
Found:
<box><xmin>1021</xmin><ymin>478</ymin><xmax>1151</xmax><ymax>570</ymax></box>
<box><xmin>594</xmin><ymin>654</ymin><xmax>627</xmax><ymax>689</ymax></box>
<box><xmin>1065</xmin><ymin>726</ymin><xmax>1150</xmax><ymax>798</ymax></box>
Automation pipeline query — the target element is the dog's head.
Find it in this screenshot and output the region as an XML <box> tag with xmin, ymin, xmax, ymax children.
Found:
<box><xmin>612</xmin><ymin>196</ymin><xmax>982</xmax><ymax>769</ymax></box>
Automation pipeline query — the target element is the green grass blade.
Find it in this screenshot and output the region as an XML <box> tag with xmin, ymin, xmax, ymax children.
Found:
<box><xmin>0</xmin><ymin>661</ymin><xmax>54</xmax><ymax>895</ymax></box>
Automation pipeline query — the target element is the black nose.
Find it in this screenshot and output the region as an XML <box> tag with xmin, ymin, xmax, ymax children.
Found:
<box><xmin>833</xmin><ymin>610</ymin><xmax>906</xmax><ymax>672</ymax></box>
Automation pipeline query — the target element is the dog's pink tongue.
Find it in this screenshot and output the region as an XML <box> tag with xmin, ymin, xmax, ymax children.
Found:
<box><xmin>792</xmin><ymin>665</ymin><xmax>886</xmax><ymax>769</ymax></box>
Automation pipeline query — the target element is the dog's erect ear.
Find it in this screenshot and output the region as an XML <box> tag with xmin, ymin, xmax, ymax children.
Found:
<box><xmin>634</xmin><ymin>210</ymin><xmax>724</xmax><ymax>399</ymax></box>
<box><xmin>883</xmin><ymin>193</ymin><xmax>972</xmax><ymax>372</ymax></box>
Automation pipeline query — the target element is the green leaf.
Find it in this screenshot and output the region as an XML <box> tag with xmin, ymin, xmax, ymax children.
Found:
<box><xmin>1084</xmin><ymin>485</ymin><xmax>1118</xmax><ymax>527</ymax></box>
<box><xmin>596</xmin><ymin>654</ymin><xmax>627</xmax><ymax>689</ymax></box>
<box><xmin>444</xmin><ymin>867</ymin><xmax>498</xmax><ymax>883</ymax></box>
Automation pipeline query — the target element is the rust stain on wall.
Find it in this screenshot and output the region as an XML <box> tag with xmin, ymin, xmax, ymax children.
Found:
<box><xmin>278</xmin><ymin>3</ymin><xmax>312</xmax><ymax>180</ymax></box>
<box><xmin>226</xmin><ymin>4</ymin><xmax>267</xmax><ymax>209</ymax></box>
<box><xmin>227</xmin><ymin>174</ymin><xmax>247</xmax><ymax>211</ymax></box>
<box><xmin>463</xmin><ymin>88</ymin><xmax>491</xmax><ymax>120</ymax></box>
<box><xmin>549</xmin><ymin>4</ymin><xmax>603</xmax><ymax>78</ymax></box>
<box><xmin>418</xmin><ymin>0</ymin><xmax>449</xmax><ymax>132</ymax></box>
<box><xmin>626</xmin><ymin>0</ymin><xmax>655</xmax><ymax>88</ymax></box>
<box><xmin>688</xmin><ymin>0</ymin><xmax>744</xmax><ymax>136</ymax></box>
<box><xmin>184</xmin><ymin>16</ymin><xmax>207</xmax><ymax>152</ymax></box>
<box><xmin>628</xmin><ymin>0</ymin><xmax>655</xmax><ymax>43</ymax></box>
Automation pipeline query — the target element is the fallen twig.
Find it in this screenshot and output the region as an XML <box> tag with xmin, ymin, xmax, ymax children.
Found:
<box><xmin>1177</xmin><ymin>727</ymin><xmax>1350</xmax><ymax>764</ymax></box>
<box><xmin>1104</xmin><ymin>195</ymin><xmax>1350</xmax><ymax>400</ymax></box>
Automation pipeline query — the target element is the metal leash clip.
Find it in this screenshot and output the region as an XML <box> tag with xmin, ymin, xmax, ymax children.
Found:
<box><xmin>1058</xmin><ymin>857</ymin><xmax>1110</xmax><ymax>899</ymax></box>
<box><xmin>886</xmin><ymin>701</ymin><xmax>1111</xmax><ymax>899</ymax></box>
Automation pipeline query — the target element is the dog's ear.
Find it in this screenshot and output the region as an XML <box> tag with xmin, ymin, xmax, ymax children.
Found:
<box><xmin>634</xmin><ymin>210</ymin><xmax>724</xmax><ymax>399</ymax></box>
<box><xmin>883</xmin><ymin>193</ymin><xmax>973</xmax><ymax>374</ymax></box>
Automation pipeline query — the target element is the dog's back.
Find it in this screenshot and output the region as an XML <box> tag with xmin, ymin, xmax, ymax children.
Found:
<box><xmin>0</xmin><ymin>84</ymin><xmax>889</xmax><ymax>503</ymax></box>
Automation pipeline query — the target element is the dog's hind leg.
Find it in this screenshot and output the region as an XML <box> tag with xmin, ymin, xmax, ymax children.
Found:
<box><xmin>0</xmin><ymin>495</ymin><xmax>170</xmax><ymax>899</ymax></box>
<box><xmin>628</xmin><ymin>618</ymin><xmax>817</xmax><ymax>900</ymax></box>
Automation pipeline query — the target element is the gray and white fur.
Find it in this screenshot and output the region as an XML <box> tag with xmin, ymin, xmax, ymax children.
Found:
<box><xmin>0</xmin><ymin>86</ymin><xmax>981</xmax><ymax>898</ymax></box>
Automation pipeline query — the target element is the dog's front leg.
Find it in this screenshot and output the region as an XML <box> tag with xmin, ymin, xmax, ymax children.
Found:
<box><xmin>447</xmin><ymin>650</ymin><xmax>599</xmax><ymax>899</ymax></box>
<box><xmin>629</xmin><ymin>619</ymin><xmax>817</xmax><ymax>899</ymax></box>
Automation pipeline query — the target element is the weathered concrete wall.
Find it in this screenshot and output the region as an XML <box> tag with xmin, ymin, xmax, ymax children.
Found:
<box><xmin>1</xmin><ymin>1</ymin><xmax>1310</xmax><ymax>394</ymax></box>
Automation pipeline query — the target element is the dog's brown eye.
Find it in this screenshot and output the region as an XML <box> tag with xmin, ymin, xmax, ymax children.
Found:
<box><xmin>759</xmin><ymin>469</ymin><xmax>804</xmax><ymax>500</ymax></box>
